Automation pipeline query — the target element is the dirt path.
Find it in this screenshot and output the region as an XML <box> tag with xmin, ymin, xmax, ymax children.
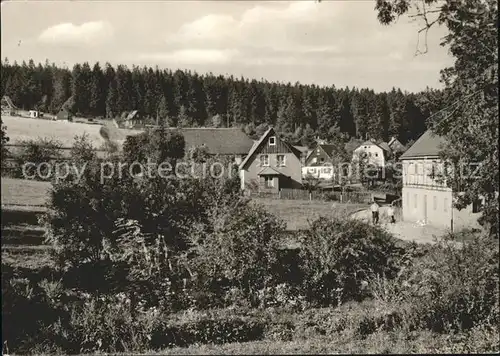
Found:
<box><xmin>350</xmin><ymin>206</ymin><xmax>449</xmax><ymax>244</ymax></box>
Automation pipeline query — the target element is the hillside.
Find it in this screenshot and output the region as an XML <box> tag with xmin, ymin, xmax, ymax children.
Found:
<box><xmin>1</xmin><ymin>59</ymin><xmax>444</xmax><ymax>146</ymax></box>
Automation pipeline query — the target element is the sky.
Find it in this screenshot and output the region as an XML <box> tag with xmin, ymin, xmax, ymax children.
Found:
<box><xmin>1</xmin><ymin>0</ymin><xmax>454</xmax><ymax>93</ymax></box>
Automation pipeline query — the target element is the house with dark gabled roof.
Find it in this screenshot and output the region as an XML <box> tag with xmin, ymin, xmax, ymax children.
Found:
<box><xmin>388</xmin><ymin>136</ymin><xmax>405</xmax><ymax>153</ymax></box>
<box><xmin>169</xmin><ymin>127</ymin><xmax>254</xmax><ymax>164</ymax></box>
<box><xmin>118</xmin><ymin>126</ymin><xmax>254</xmax><ymax>164</ymax></box>
<box><xmin>302</xmin><ymin>144</ymin><xmax>339</xmax><ymax>181</ymax></box>
<box><xmin>239</xmin><ymin>127</ymin><xmax>303</xmax><ymax>192</ymax></box>
<box><xmin>400</xmin><ymin>129</ymin><xmax>482</xmax><ymax>232</ymax></box>
<box><xmin>352</xmin><ymin>139</ymin><xmax>392</xmax><ymax>168</ymax></box>
<box><xmin>117</xmin><ymin>110</ymin><xmax>145</xmax><ymax>129</ymax></box>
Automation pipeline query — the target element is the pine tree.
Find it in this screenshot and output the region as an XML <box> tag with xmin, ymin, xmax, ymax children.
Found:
<box><xmin>89</xmin><ymin>62</ymin><xmax>105</xmax><ymax>117</ymax></box>
<box><xmin>157</xmin><ymin>95</ymin><xmax>173</xmax><ymax>126</ymax></box>
<box><xmin>373</xmin><ymin>93</ymin><xmax>390</xmax><ymax>141</ymax></box>
<box><xmin>51</xmin><ymin>69</ymin><xmax>71</xmax><ymax>113</ymax></box>
<box><xmin>177</xmin><ymin>105</ymin><xmax>193</xmax><ymax>127</ymax></box>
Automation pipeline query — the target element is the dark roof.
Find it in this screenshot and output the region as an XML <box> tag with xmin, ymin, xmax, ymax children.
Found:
<box><xmin>169</xmin><ymin>127</ymin><xmax>254</xmax><ymax>155</ymax></box>
<box><xmin>293</xmin><ymin>145</ymin><xmax>309</xmax><ymax>154</ymax></box>
<box><xmin>356</xmin><ymin>140</ymin><xmax>391</xmax><ymax>152</ymax></box>
<box><xmin>378</xmin><ymin>142</ymin><xmax>391</xmax><ymax>152</ymax></box>
<box><xmin>319</xmin><ymin>144</ymin><xmax>338</xmax><ymax>157</ymax></box>
<box><xmin>115</xmin><ymin>127</ymin><xmax>253</xmax><ymax>155</ymax></box>
<box><xmin>400</xmin><ymin>130</ymin><xmax>446</xmax><ymax>159</ymax></box>
<box><xmin>258</xmin><ymin>167</ymin><xmax>287</xmax><ymax>176</ymax></box>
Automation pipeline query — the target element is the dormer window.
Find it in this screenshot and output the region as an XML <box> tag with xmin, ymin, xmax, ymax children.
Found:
<box><xmin>269</xmin><ymin>136</ymin><xmax>276</xmax><ymax>146</ymax></box>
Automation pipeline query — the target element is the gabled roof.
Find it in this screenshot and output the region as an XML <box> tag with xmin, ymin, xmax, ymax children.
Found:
<box><xmin>114</xmin><ymin>126</ymin><xmax>254</xmax><ymax>155</ymax></box>
<box><xmin>388</xmin><ymin>137</ymin><xmax>402</xmax><ymax>147</ymax></box>
<box><xmin>239</xmin><ymin>127</ymin><xmax>300</xmax><ymax>170</ymax></box>
<box><xmin>293</xmin><ymin>145</ymin><xmax>309</xmax><ymax>154</ymax></box>
<box><xmin>356</xmin><ymin>140</ymin><xmax>391</xmax><ymax>152</ymax></box>
<box><xmin>171</xmin><ymin>127</ymin><xmax>254</xmax><ymax>155</ymax></box>
<box><xmin>240</xmin><ymin>127</ymin><xmax>274</xmax><ymax>169</ymax></box>
<box><xmin>400</xmin><ymin>130</ymin><xmax>446</xmax><ymax>159</ymax></box>
<box><xmin>305</xmin><ymin>143</ymin><xmax>337</xmax><ymax>162</ymax></box>
<box><xmin>258</xmin><ymin>166</ymin><xmax>288</xmax><ymax>176</ymax></box>
<box><xmin>378</xmin><ymin>142</ymin><xmax>391</xmax><ymax>152</ymax></box>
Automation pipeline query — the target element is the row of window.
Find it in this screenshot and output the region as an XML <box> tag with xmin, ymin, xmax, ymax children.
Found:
<box><xmin>406</xmin><ymin>193</ymin><xmax>484</xmax><ymax>213</ymax></box>
<box><xmin>260</xmin><ymin>154</ymin><xmax>286</xmax><ymax>167</ymax></box>
<box><xmin>361</xmin><ymin>152</ymin><xmax>379</xmax><ymax>158</ymax></box>
<box><xmin>406</xmin><ymin>193</ymin><xmax>450</xmax><ymax>212</ymax></box>
<box><xmin>306</xmin><ymin>167</ymin><xmax>332</xmax><ymax>174</ymax></box>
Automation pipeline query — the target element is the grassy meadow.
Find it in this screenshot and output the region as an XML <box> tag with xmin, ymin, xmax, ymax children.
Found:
<box><xmin>2</xmin><ymin>115</ymin><xmax>107</xmax><ymax>148</ymax></box>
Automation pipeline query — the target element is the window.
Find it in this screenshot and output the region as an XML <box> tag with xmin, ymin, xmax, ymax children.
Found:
<box><xmin>375</xmin><ymin>153</ymin><xmax>378</xmax><ymax>157</ymax></box>
<box><xmin>414</xmin><ymin>194</ymin><xmax>417</xmax><ymax>208</ymax></box>
<box><xmin>406</xmin><ymin>192</ymin><xmax>410</xmax><ymax>207</ymax></box>
<box><xmin>472</xmin><ymin>198</ymin><xmax>483</xmax><ymax>213</ymax></box>
<box><xmin>320</xmin><ymin>158</ymin><xmax>325</xmax><ymax>162</ymax></box>
<box><xmin>322</xmin><ymin>168</ymin><xmax>332</xmax><ymax>174</ymax></box>
<box><xmin>444</xmin><ymin>198</ymin><xmax>448</xmax><ymax>212</ymax></box>
<box><xmin>368</xmin><ymin>152</ymin><xmax>372</xmax><ymax>157</ymax></box>
<box><xmin>260</xmin><ymin>155</ymin><xmax>269</xmax><ymax>167</ymax></box>
<box><xmin>269</xmin><ymin>136</ymin><xmax>276</xmax><ymax>146</ymax></box>
<box><xmin>277</xmin><ymin>155</ymin><xmax>286</xmax><ymax>167</ymax></box>
<box><xmin>264</xmin><ymin>176</ymin><xmax>274</xmax><ymax>188</ymax></box>
<box><xmin>433</xmin><ymin>196</ymin><xmax>437</xmax><ymax>210</ymax></box>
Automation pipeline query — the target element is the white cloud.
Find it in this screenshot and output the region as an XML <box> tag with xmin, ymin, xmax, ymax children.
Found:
<box><xmin>136</xmin><ymin>1</ymin><xmax>452</xmax><ymax>90</ymax></box>
<box><xmin>138</xmin><ymin>49</ymin><xmax>239</xmax><ymax>65</ymax></box>
<box><xmin>38</xmin><ymin>21</ymin><xmax>114</xmax><ymax>46</ymax></box>
<box><xmin>160</xmin><ymin>1</ymin><xmax>442</xmax><ymax>63</ymax></box>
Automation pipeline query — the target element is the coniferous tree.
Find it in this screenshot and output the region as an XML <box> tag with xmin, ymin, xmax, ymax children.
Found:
<box><xmin>89</xmin><ymin>62</ymin><xmax>105</xmax><ymax>117</ymax></box>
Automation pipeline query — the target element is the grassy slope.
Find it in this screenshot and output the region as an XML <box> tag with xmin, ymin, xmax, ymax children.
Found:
<box><xmin>1</xmin><ymin>178</ymin><xmax>51</xmax><ymax>207</ymax></box>
<box><xmin>2</xmin><ymin>115</ymin><xmax>106</xmax><ymax>148</ymax></box>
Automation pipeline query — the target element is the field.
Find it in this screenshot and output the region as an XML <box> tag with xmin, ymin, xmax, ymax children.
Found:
<box><xmin>1</xmin><ymin>178</ymin><xmax>51</xmax><ymax>207</ymax></box>
<box><xmin>2</xmin><ymin>115</ymin><xmax>109</xmax><ymax>148</ymax></box>
<box><xmin>251</xmin><ymin>197</ymin><xmax>365</xmax><ymax>230</ymax></box>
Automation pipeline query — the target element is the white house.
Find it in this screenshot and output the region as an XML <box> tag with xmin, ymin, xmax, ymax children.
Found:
<box><xmin>352</xmin><ymin>140</ymin><xmax>391</xmax><ymax>168</ymax></box>
<box><xmin>400</xmin><ymin>130</ymin><xmax>483</xmax><ymax>232</ymax></box>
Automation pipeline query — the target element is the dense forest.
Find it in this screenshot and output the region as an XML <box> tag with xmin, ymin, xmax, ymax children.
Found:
<box><xmin>1</xmin><ymin>58</ymin><xmax>445</xmax><ymax>146</ymax></box>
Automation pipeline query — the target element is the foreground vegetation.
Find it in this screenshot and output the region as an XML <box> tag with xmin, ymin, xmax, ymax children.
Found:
<box><xmin>2</xmin><ymin>129</ymin><xmax>498</xmax><ymax>355</ymax></box>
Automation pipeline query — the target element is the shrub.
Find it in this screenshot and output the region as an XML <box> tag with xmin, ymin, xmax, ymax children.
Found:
<box><xmin>299</xmin><ymin>217</ymin><xmax>405</xmax><ymax>306</ymax></box>
<box><xmin>374</xmin><ymin>235</ymin><xmax>500</xmax><ymax>333</ymax></box>
<box><xmin>14</xmin><ymin>137</ymin><xmax>63</xmax><ymax>180</ymax></box>
<box><xmin>186</xmin><ymin>204</ymin><xmax>286</xmax><ymax>308</ymax></box>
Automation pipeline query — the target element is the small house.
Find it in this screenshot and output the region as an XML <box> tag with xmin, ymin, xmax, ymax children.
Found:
<box><xmin>121</xmin><ymin>110</ymin><xmax>145</xmax><ymax>129</ymax></box>
<box><xmin>239</xmin><ymin>127</ymin><xmax>303</xmax><ymax>192</ymax></box>
<box><xmin>56</xmin><ymin>107</ymin><xmax>72</xmax><ymax>121</ymax></box>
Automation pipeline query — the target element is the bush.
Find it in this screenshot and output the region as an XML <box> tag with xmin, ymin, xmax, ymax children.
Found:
<box><xmin>186</xmin><ymin>204</ymin><xmax>286</xmax><ymax>308</ymax></box>
<box><xmin>14</xmin><ymin>137</ymin><xmax>63</xmax><ymax>180</ymax></box>
<box><xmin>373</xmin><ymin>235</ymin><xmax>500</xmax><ymax>333</ymax></box>
<box><xmin>299</xmin><ymin>217</ymin><xmax>405</xmax><ymax>306</ymax></box>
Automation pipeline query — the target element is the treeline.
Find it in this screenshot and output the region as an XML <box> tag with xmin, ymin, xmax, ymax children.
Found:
<box><xmin>1</xmin><ymin>58</ymin><xmax>444</xmax><ymax>145</ymax></box>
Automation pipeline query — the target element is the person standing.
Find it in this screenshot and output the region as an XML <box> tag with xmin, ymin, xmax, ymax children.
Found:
<box><xmin>370</xmin><ymin>200</ymin><xmax>380</xmax><ymax>224</ymax></box>
<box><xmin>388</xmin><ymin>204</ymin><xmax>396</xmax><ymax>224</ymax></box>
